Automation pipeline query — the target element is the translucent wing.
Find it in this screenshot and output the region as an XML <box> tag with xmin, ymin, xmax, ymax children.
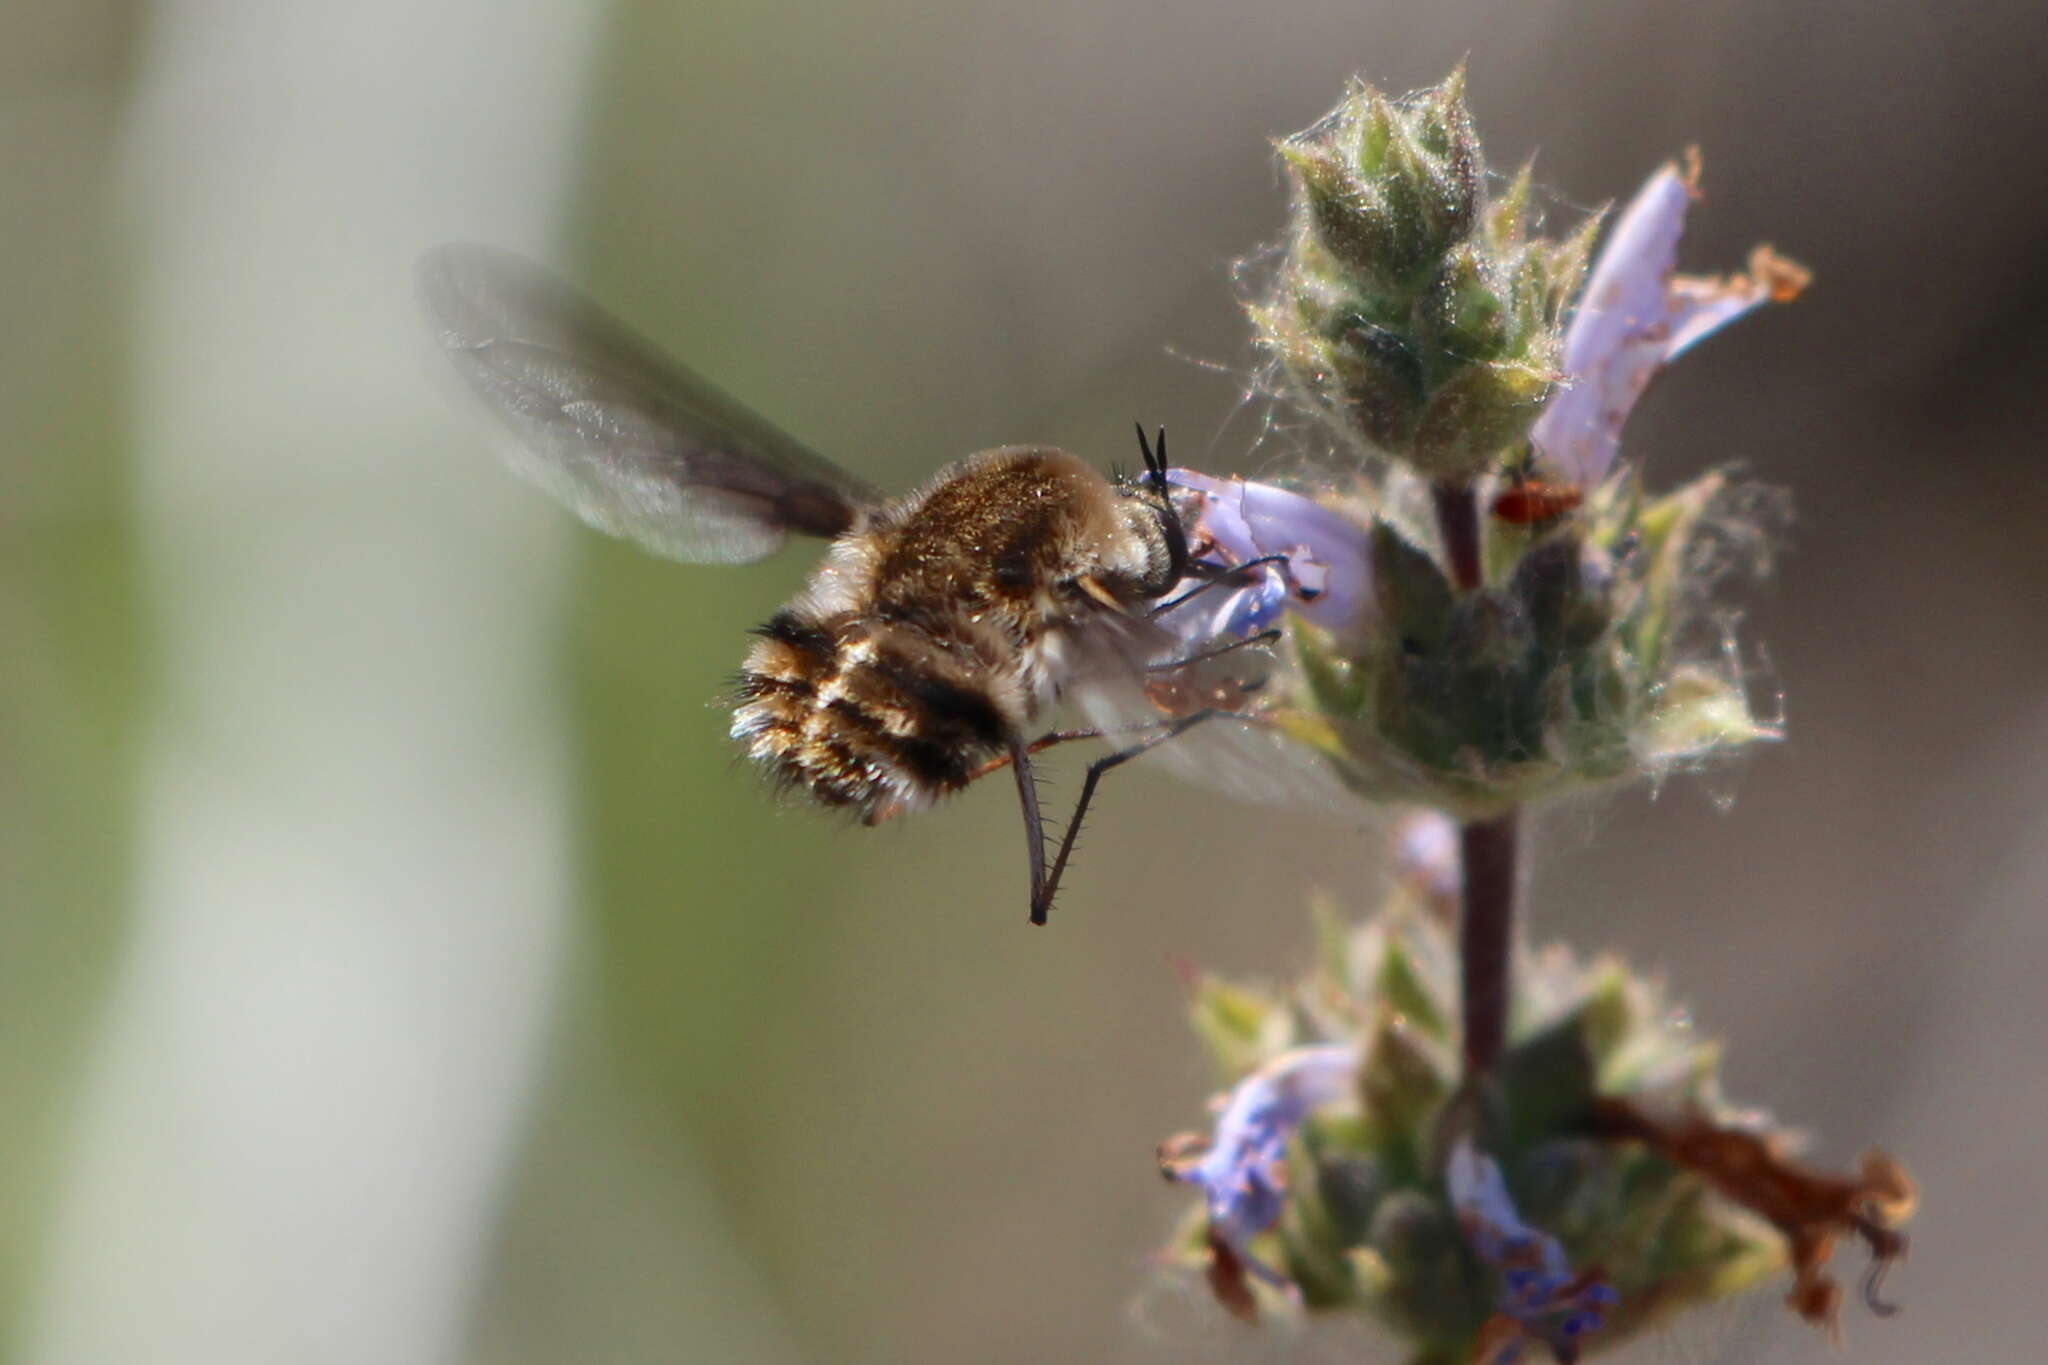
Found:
<box><xmin>419</xmin><ymin>243</ymin><xmax>880</xmax><ymax>563</ymax></box>
<box><xmin>1063</xmin><ymin>606</ymin><xmax>1363</xmax><ymax>812</ymax></box>
<box><xmin>1061</xmin><ymin>469</ymin><xmax>1371</xmax><ymax>809</ymax></box>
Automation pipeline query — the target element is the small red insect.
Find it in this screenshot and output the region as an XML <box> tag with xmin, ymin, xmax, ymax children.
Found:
<box><xmin>1491</xmin><ymin>476</ymin><xmax>1583</xmax><ymax>525</ymax></box>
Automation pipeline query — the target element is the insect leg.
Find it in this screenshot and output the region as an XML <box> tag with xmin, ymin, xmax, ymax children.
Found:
<box><xmin>1145</xmin><ymin>629</ymin><xmax>1281</xmax><ymax>673</ymax></box>
<box><xmin>1146</xmin><ymin>554</ymin><xmax>1294</xmax><ymax>619</ymax></box>
<box><xmin>1030</xmin><ymin>709</ymin><xmax>1221</xmax><ymax>926</ymax></box>
<box><xmin>1004</xmin><ymin>722</ymin><xmax>1189</xmax><ymax>922</ymax></box>
<box><xmin>1009</xmin><ymin>735</ymin><xmax>1050</xmax><ymax>926</ymax></box>
<box><xmin>966</xmin><ymin>722</ymin><xmax>1169</xmax><ymax>783</ymax></box>
<box><xmin>869</xmin><ymin>726</ymin><xmax>1172</xmax><ymax>829</ymax></box>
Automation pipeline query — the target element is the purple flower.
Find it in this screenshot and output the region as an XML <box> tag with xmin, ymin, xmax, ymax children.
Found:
<box><xmin>1158</xmin><ymin>1044</ymin><xmax>1358</xmax><ymax>1286</ymax></box>
<box><xmin>1530</xmin><ymin>159</ymin><xmax>1810</xmax><ymax>488</ymax></box>
<box><xmin>1158</xmin><ymin>470</ymin><xmax>1374</xmax><ymax>645</ymax></box>
<box><xmin>1449</xmin><ymin>1138</ymin><xmax>1619</xmax><ymax>1364</ymax></box>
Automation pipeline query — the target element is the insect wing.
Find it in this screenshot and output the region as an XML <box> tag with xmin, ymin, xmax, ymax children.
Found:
<box><xmin>419</xmin><ymin>243</ymin><xmax>879</xmax><ymax>563</ymax></box>
<box><xmin>1063</xmin><ymin>608</ymin><xmax>1359</xmax><ymax>812</ymax></box>
<box><xmin>1058</xmin><ymin>468</ymin><xmax>1367</xmax><ymax>809</ymax></box>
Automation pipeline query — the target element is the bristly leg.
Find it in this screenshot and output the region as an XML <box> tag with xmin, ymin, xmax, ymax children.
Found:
<box><xmin>1147</xmin><ymin>555</ymin><xmax>1297</xmax><ymax>619</ymax></box>
<box><xmin>1028</xmin><ymin>709</ymin><xmax>1221</xmax><ymax>925</ymax></box>
<box><xmin>1009</xmin><ymin>737</ymin><xmax>1050</xmax><ymax>927</ymax></box>
<box><xmin>967</xmin><ymin>723</ymin><xmax>1164</xmax><ymax>785</ymax></box>
<box><xmin>1145</xmin><ymin>629</ymin><xmax>1281</xmax><ymax>673</ymax></box>
<box><xmin>981</xmin><ymin>719</ymin><xmax>1227</xmax><ymax>925</ymax></box>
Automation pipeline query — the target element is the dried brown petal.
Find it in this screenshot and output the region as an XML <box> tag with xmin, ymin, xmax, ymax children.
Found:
<box><xmin>1592</xmin><ymin>1098</ymin><xmax>1914</xmax><ymax>1340</ymax></box>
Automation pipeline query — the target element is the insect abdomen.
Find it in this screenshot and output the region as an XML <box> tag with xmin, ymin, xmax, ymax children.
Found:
<box><xmin>732</xmin><ymin>609</ymin><xmax>1015</xmax><ymax>817</ymax></box>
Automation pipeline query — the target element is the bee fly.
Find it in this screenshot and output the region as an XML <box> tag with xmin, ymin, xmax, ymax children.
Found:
<box><xmin>419</xmin><ymin>244</ymin><xmax>1272</xmax><ymax>924</ymax></box>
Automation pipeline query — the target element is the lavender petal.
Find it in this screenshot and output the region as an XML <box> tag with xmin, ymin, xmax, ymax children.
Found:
<box><xmin>1449</xmin><ymin>1139</ymin><xmax>1617</xmax><ymax>1359</ymax></box>
<box><xmin>1531</xmin><ymin>162</ymin><xmax>1802</xmax><ymax>487</ymax></box>
<box><xmin>1163</xmin><ymin>1045</ymin><xmax>1358</xmax><ymax>1284</ymax></box>
<box><xmin>1160</xmin><ymin>470</ymin><xmax>1372</xmax><ymax>645</ymax></box>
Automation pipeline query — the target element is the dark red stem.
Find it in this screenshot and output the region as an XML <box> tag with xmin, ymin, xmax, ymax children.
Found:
<box><xmin>1457</xmin><ymin>810</ymin><xmax>1520</xmax><ymax>1077</ymax></box>
<box><xmin>1432</xmin><ymin>479</ymin><xmax>1483</xmax><ymax>592</ymax></box>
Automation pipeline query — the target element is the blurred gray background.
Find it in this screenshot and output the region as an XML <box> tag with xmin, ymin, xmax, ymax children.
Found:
<box><xmin>5</xmin><ymin>1</ymin><xmax>2044</xmax><ymax>1362</ymax></box>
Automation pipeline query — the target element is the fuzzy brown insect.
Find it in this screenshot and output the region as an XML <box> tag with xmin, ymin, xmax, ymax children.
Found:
<box><xmin>420</xmin><ymin>245</ymin><xmax>1251</xmax><ymax>923</ymax></box>
<box><xmin>730</xmin><ymin>446</ymin><xmax>1186</xmax><ymax>815</ymax></box>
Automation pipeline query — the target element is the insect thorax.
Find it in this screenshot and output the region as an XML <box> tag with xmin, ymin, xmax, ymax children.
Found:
<box><xmin>864</xmin><ymin>447</ymin><xmax>1175</xmax><ymax>620</ymax></box>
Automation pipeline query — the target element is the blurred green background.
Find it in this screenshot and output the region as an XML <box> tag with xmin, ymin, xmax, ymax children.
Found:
<box><xmin>6</xmin><ymin>1</ymin><xmax>2045</xmax><ymax>1362</ymax></box>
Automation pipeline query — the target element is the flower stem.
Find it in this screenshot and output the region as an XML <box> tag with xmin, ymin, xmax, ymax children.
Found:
<box><xmin>1457</xmin><ymin>810</ymin><xmax>1519</xmax><ymax>1077</ymax></box>
<box><xmin>1431</xmin><ymin>480</ymin><xmax>1484</xmax><ymax>592</ymax></box>
<box><xmin>1431</xmin><ymin>478</ymin><xmax>1517</xmax><ymax>1079</ymax></box>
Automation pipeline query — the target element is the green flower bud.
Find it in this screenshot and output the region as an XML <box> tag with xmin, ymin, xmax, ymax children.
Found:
<box><xmin>1422</xmin><ymin>244</ymin><xmax>1513</xmax><ymax>364</ymax></box>
<box><xmin>1252</xmin><ymin>71</ymin><xmax>1582</xmax><ymax>479</ymax></box>
<box><xmin>1285</xmin><ymin>143</ymin><xmax>1395</xmax><ymax>286</ymax></box>
<box><xmin>1409</xmin><ymin>358</ymin><xmax>1558</xmax><ymax>478</ymax></box>
<box><xmin>1325</xmin><ymin>320</ymin><xmax>1428</xmax><ymax>451</ymax></box>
